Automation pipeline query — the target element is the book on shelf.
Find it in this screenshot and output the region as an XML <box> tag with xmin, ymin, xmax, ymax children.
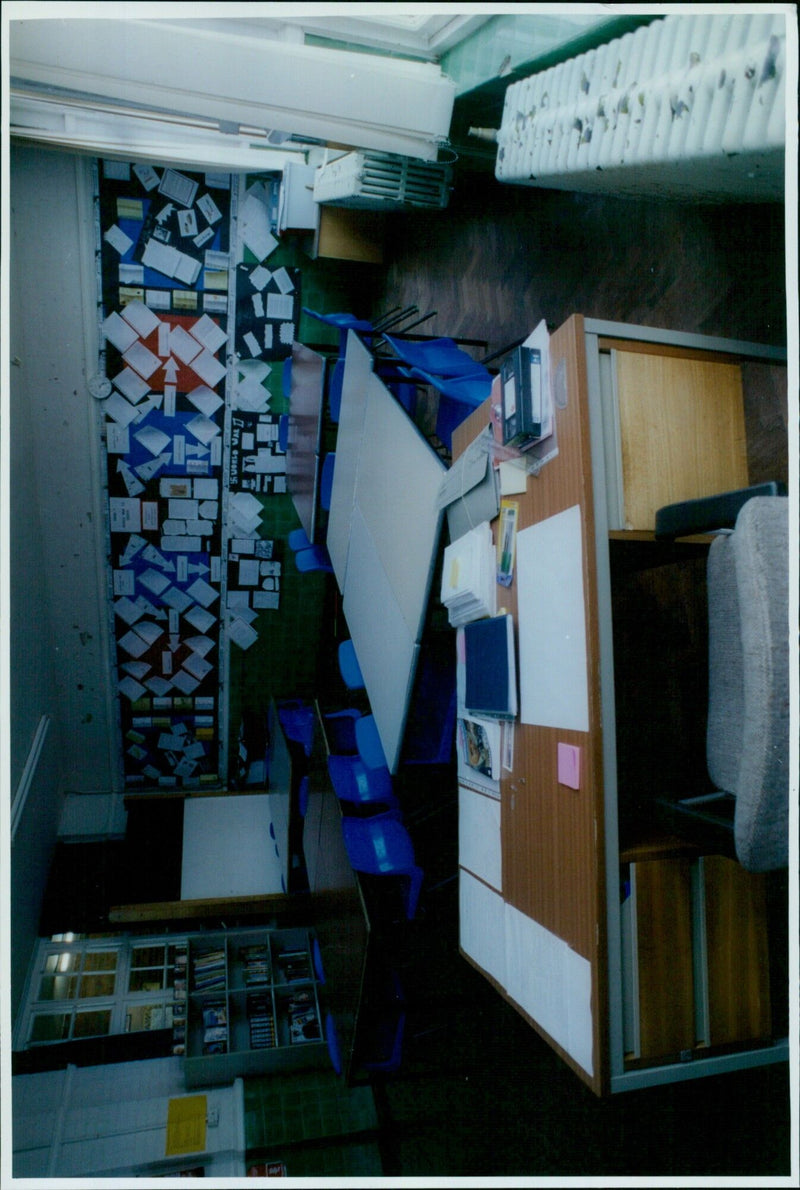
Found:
<box><xmin>202</xmin><ymin>1005</ymin><xmax>227</xmax><ymax>1028</ymax></box>
<box><xmin>440</xmin><ymin>521</ymin><xmax>496</xmax><ymax>628</ymax></box>
<box><xmin>457</xmin><ymin>715</ymin><xmax>502</xmax><ymax>782</ymax></box>
<box><xmin>247</xmin><ymin>991</ymin><xmax>276</xmax><ymax>1049</ymax></box>
<box><xmin>463</xmin><ymin>613</ymin><xmax>518</xmax><ymax>719</ymax></box>
<box><xmin>276</xmin><ymin>950</ymin><xmax>312</xmax><ymax>983</ymax></box>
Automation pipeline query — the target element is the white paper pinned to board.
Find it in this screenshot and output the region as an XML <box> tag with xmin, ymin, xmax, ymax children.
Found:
<box><xmin>516</xmin><ymin>503</ymin><xmax>589</xmax><ymax>732</ymax></box>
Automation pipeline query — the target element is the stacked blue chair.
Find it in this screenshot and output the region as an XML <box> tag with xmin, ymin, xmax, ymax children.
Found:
<box><xmin>342</xmin><ymin>811</ymin><xmax>424</xmax><ymax>920</ymax></box>
<box><xmin>294</xmin><ymin>544</ymin><xmax>333</xmax><ymax>574</ymax></box>
<box><xmin>328</xmin><ymin>753</ymin><xmax>399</xmax><ymax>814</ymax></box>
<box><xmin>323</xmin><ymin>708</ymin><xmax>361</xmax><ymax>754</ymax></box>
<box><xmin>381</xmin><ymin>333</ymin><xmax>491</xmax><ymax>379</ymax></box>
<box><xmin>320</xmin><ymin>453</ymin><xmax>335</xmax><ymax>511</ymax></box>
<box><xmin>325</xmin><ymin>1011</ymin><xmax>343</xmax><ymax>1076</ymax></box>
<box><xmin>288</xmin><ymin>527</ymin><xmax>311</xmax><ymax>552</ymax></box>
<box><xmin>338</xmin><ymin>639</ymin><xmax>364</xmax><ymax>690</ymax></box>
<box><xmin>405</xmin><ymin>367</ymin><xmax>493</xmax><ymax>451</ymax></box>
<box><xmin>302</xmin><ymin>308</ymin><xmax>374</xmax><ymax>356</ymax></box>
<box><xmin>277</xmin><ymin>700</ymin><xmax>315</xmax><ymax>756</ymax></box>
<box><xmin>355</xmin><ymin>714</ymin><xmax>386</xmax><ymax>770</ymax></box>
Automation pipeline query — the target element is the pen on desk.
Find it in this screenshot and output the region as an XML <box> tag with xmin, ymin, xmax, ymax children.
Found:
<box><xmin>498</xmin><ymin>501</ymin><xmax>518</xmax><ymax>585</ymax></box>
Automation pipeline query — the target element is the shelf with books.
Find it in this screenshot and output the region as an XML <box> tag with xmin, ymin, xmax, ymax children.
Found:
<box><xmin>183</xmin><ymin>927</ymin><xmax>326</xmax><ymax>1087</ymax></box>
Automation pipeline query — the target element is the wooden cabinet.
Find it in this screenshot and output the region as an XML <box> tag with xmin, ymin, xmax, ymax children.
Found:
<box><xmin>184</xmin><ymin>927</ymin><xmax>326</xmax><ymax>1088</ymax></box>
<box><xmin>453</xmin><ymin>315</ymin><xmax>788</xmax><ymax>1095</ymax></box>
<box><xmin>621</xmin><ymin>854</ymin><xmax>771</xmax><ymax>1071</ymax></box>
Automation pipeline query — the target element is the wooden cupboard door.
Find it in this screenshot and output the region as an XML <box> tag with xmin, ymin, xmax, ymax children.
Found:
<box><xmin>614</xmin><ymin>350</ymin><xmax>748</xmax><ymax>530</ymax></box>
<box><xmin>703</xmin><ymin>854</ymin><xmax>772</xmax><ymax>1048</ymax></box>
<box><xmin>631</xmin><ymin>858</ymin><xmax>696</xmax><ymax>1064</ymax></box>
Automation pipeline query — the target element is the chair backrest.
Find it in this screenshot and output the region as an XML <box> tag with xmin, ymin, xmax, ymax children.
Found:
<box><xmin>355</xmin><ymin>714</ymin><xmax>386</xmax><ymax>770</ymax></box>
<box><xmin>341</xmin><ymin>814</ymin><xmax>423</xmax><ymax>918</ymax></box>
<box><xmin>382</xmin><ymin>333</ymin><xmax>488</xmax><ymax>378</ymax></box>
<box><xmin>707</xmin><ymin>496</ymin><xmax>789</xmax><ymax>870</ymax></box>
<box><xmin>338</xmin><ymin>638</ymin><xmax>365</xmax><ymax>690</ymax></box>
<box><xmin>294</xmin><ymin>544</ymin><xmax>333</xmax><ymax>574</ymax></box>
<box><xmin>327</xmin><ymin>754</ymin><xmax>397</xmax><ymax>809</ymax></box>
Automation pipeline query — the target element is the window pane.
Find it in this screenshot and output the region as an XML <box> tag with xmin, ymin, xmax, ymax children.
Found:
<box><xmin>30</xmin><ymin>1013</ymin><xmax>71</xmax><ymax>1043</ymax></box>
<box><xmin>38</xmin><ymin>974</ymin><xmax>79</xmax><ymax>1001</ymax></box>
<box><xmin>44</xmin><ymin>952</ymin><xmax>81</xmax><ymax>975</ymax></box>
<box><xmin>128</xmin><ymin>968</ymin><xmax>165</xmax><ymax>993</ymax></box>
<box><xmin>73</xmin><ymin>1009</ymin><xmax>112</xmax><ymax>1038</ymax></box>
<box><xmin>83</xmin><ymin>950</ymin><xmax>117</xmax><ymax>972</ymax></box>
<box><xmin>131</xmin><ymin>946</ymin><xmax>165</xmax><ymax>969</ymax></box>
<box><xmin>126</xmin><ymin>1003</ymin><xmax>173</xmax><ymax>1032</ymax></box>
<box><xmin>79</xmin><ymin>973</ymin><xmax>116</xmax><ymax>998</ymax></box>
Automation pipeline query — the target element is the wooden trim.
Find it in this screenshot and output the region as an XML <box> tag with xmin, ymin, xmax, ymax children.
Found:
<box><xmin>109</xmin><ymin>894</ymin><xmax>292</xmax><ymax>923</ymax></box>
<box><xmin>598</xmin><ymin>337</ymin><xmax>745</xmax><ymax>366</ymax></box>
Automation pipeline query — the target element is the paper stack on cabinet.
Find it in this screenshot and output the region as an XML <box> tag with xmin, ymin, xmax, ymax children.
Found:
<box><xmin>440</xmin><ymin>521</ymin><xmax>496</xmax><ymax>627</ymax></box>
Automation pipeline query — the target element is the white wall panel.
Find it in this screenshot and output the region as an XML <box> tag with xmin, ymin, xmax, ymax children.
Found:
<box><xmin>10</xmin><ymin>146</ymin><xmax>117</xmax><ymax>794</ymax></box>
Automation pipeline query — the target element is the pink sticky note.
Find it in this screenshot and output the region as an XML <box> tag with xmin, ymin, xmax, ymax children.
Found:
<box><xmin>558</xmin><ymin>742</ymin><xmax>581</xmax><ymax>790</ymax></box>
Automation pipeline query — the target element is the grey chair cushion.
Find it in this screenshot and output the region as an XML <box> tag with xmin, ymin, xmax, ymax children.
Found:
<box><xmin>708</xmin><ymin>496</ymin><xmax>789</xmax><ymax>870</ymax></box>
<box><xmin>706</xmin><ymin>530</ymin><xmax>744</xmax><ymax>795</ymax></box>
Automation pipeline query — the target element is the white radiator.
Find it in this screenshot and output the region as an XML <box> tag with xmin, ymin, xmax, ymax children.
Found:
<box><xmin>495</xmin><ymin>12</ymin><xmax>787</xmax><ymax>201</ymax></box>
<box><xmin>314</xmin><ymin>151</ymin><xmax>452</xmax><ymax>211</ymax></box>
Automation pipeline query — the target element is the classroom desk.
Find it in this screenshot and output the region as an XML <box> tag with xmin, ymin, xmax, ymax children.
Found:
<box><xmin>327</xmin><ymin>331</ymin><xmax>446</xmax><ymax>771</ymax></box>
<box><xmin>454</xmin><ymin>314</ymin><xmax>788</xmax><ymax>1096</ymax></box>
<box><xmin>287</xmin><ymin>341</ymin><xmax>326</xmax><ymax>541</ymax></box>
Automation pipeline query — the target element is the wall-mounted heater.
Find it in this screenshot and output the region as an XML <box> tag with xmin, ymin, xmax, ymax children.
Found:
<box><xmin>494</xmin><ymin>12</ymin><xmax>786</xmax><ymax>202</ymax></box>
<box><xmin>313</xmin><ymin>151</ymin><xmax>452</xmax><ymax>211</ymax></box>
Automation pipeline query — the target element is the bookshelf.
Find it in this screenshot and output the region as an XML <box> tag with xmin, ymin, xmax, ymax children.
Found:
<box><xmin>183</xmin><ymin>926</ymin><xmax>326</xmax><ymax>1088</ymax></box>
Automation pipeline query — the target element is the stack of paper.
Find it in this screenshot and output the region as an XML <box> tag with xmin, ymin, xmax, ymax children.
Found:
<box><xmin>440</xmin><ymin>521</ymin><xmax>496</xmax><ymax>627</ymax></box>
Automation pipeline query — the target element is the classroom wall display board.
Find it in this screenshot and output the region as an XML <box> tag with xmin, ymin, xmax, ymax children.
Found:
<box><xmin>95</xmin><ymin>161</ymin><xmax>299</xmax><ymax>791</ymax></box>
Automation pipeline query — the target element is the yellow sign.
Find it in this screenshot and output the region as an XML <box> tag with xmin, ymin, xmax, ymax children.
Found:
<box><xmin>165</xmin><ymin>1095</ymin><xmax>207</xmax><ymax>1156</ymax></box>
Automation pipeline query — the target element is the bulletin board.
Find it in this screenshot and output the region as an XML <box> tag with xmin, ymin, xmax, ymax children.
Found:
<box><xmin>95</xmin><ymin>161</ymin><xmax>300</xmax><ymax>792</ymax></box>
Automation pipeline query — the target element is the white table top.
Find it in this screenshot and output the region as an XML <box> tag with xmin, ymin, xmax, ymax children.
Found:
<box><xmin>326</xmin><ymin>332</ymin><xmax>373</xmax><ymax>582</ymax></box>
<box><xmin>327</xmin><ymin>330</ymin><xmax>446</xmax><ymax>771</ymax></box>
<box><xmin>343</xmin><ymin>506</ymin><xmax>420</xmax><ymax>771</ymax></box>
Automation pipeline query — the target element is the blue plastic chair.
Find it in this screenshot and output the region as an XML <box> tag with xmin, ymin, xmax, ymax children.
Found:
<box><xmin>328</xmin><ymin>753</ymin><xmax>399</xmax><ymax>812</ymax></box>
<box><xmin>295</xmin><ymin>544</ymin><xmax>333</xmax><ymax>574</ymax></box>
<box><xmin>382</xmin><ymin>333</ymin><xmax>490</xmax><ymax>379</ymax></box>
<box><xmin>302</xmin><ymin>308</ymin><xmax>374</xmax><ymax>356</ymax></box>
<box><xmin>325</xmin><ymin>1010</ymin><xmax>343</xmax><ymax>1075</ymax></box>
<box><xmin>342</xmin><ymin>812</ymin><xmax>424</xmax><ymax>920</ymax></box>
<box><xmin>327</xmin><ymin>357</ymin><xmax>345</xmax><ymax>423</ymax></box>
<box><xmin>355</xmin><ymin>714</ymin><xmax>386</xmax><ymax>770</ymax></box>
<box><xmin>281</xmin><ymin>355</ymin><xmax>293</xmax><ymax>400</ymax></box>
<box><xmin>405</xmin><ymin>366</ymin><xmax>493</xmax><ymax>451</ymax></box>
<box><xmin>312</xmin><ymin>936</ymin><xmax>326</xmax><ymax>984</ymax></box>
<box><xmin>278</xmin><ymin>413</ymin><xmax>290</xmax><ymax>452</ymax></box>
<box><xmin>338</xmin><ymin>639</ymin><xmax>364</xmax><ymax>690</ymax></box>
<box><xmin>278</xmin><ymin>700</ymin><xmax>315</xmax><ymax>755</ymax></box>
<box><xmin>320</xmin><ymin>453</ymin><xmax>335</xmax><ymax>511</ymax></box>
<box><xmin>288</xmin><ymin>527</ymin><xmax>311</xmax><ymax>552</ymax></box>
<box><xmin>323</xmin><ymin>708</ymin><xmax>361</xmax><ymax>754</ymax></box>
